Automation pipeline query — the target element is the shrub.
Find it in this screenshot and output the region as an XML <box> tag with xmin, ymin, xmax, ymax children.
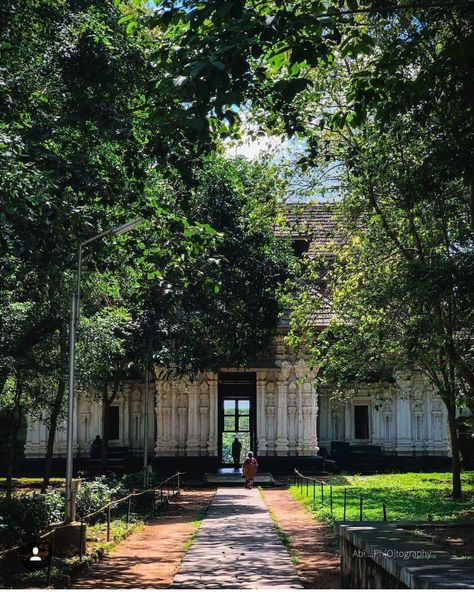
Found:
<box><xmin>0</xmin><ymin>490</ymin><xmax>63</xmax><ymax>550</ymax></box>
<box><xmin>76</xmin><ymin>476</ymin><xmax>128</xmax><ymax>520</ymax></box>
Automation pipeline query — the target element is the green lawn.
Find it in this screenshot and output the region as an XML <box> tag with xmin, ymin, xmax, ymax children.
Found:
<box><xmin>290</xmin><ymin>472</ymin><xmax>474</xmax><ymax>523</ymax></box>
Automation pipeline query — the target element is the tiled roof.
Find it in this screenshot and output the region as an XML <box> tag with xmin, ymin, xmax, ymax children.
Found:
<box><xmin>279</xmin><ymin>202</ymin><xmax>339</xmax><ymax>329</ymax></box>
<box><xmin>278</xmin><ymin>202</ymin><xmax>341</xmax><ymax>255</ymax></box>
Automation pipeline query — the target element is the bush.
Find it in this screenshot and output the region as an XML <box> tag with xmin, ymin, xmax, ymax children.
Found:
<box><xmin>0</xmin><ymin>490</ymin><xmax>63</xmax><ymax>550</ymax></box>
<box><xmin>76</xmin><ymin>476</ymin><xmax>128</xmax><ymax>520</ymax></box>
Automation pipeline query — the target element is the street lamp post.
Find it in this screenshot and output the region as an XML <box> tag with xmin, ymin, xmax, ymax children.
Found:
<box><xmin>65</xmin><ymin>217</ymin><xmax>143</xmax><ymax>523</ymax></box>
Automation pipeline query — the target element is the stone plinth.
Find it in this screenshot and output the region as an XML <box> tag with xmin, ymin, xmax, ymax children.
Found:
<box><xmin>336</xmin><ymin>522</ymin><xmax>474</xmax><ymax>589</ymax></box>
<box><xmin>52</xmin><ymin>522</ymin><xmax>87</xmax><ymax>557</ymax></box>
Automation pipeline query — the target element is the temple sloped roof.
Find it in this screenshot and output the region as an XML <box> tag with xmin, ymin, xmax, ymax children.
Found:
<box><xmin>278</xmin><ymin>202</ymin><xmax>340</xmax><ymax>330</ymax></box>
<box><xmin>277</xmin><ymin>202</ymin><xmax>341</xmax><ymax>256</ymax></box>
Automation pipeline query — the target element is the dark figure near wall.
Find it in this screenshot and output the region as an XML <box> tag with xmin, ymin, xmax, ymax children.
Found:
<box><xmin>232</xmin><ymin>437</ymin><xmax>242</xmax><ymax>470</ymax></box>
<box><xmin>90</xmin><ymin>434</ymin><xmax>102</xmax><ymax>460</ymax></box>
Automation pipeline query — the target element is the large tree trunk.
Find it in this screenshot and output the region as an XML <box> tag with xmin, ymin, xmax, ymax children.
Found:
<box><xmin>101</xmin><ymin>386</ymin><xmax>110</xmax><ymax>473</ymax></box>
<box><xmin>447</xmin><ymin>402</ymin><xmax>462</xmax><ymax>498</ymax></box>
<box><xmin>41</xmin><ymin>328</ymin><xmax>68</xmax><ymax>493</ymax></box>
<box><xmin>5</xmin><ymin>383</ymin><xmax>23</xmax><ymax>501</ymax></box>
<box><xmin>41</xmin><ymin>378</ymin><xmax>66</xmax><ymax>493</ymax></box>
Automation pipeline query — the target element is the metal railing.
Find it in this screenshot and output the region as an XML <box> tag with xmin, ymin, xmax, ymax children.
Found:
<box><xmin>0</xmin><ymin>471</ymin><xmax>184</xmax><ymax>586</ymax></box>
<box><xmin>293</xmin><ymin>469</ymin><xmax>388</xmax><ymax>522</ymax></box>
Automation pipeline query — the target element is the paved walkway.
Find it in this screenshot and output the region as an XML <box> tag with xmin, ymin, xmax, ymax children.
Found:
<box><xmin>172</xmin><ymin>488</ymin><xmax>302</xmax><ymax>589</ymax></box>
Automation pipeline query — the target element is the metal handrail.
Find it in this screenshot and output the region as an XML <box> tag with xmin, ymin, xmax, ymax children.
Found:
<box><xmin>294</xmin><ymin>468</ymin><xmax>388</xmax><ymax>522</ymax></box>
<box><xmin>0</xmin><ymin>471</ymin><xmax>185</xmax><ymax>560</ymax></box>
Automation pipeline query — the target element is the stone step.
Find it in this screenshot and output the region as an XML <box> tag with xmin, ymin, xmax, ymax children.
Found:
<box><xmin>203</xmin><ymin>472</ymin><xmax>275</xmax><ymax>485</ymax></box>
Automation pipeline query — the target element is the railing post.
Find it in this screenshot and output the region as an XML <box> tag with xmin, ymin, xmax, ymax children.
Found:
<box><xmin>107</xmin><ymin>505</ymin><xmax>111</xmax><ymax>542</ymax></box>
<box><xmin>359</xmin><ymin>496</ymin><xmax>363</xmax><ymax>521</ymax></box>
<box><xmin>343</xmin><ymin>488</ymin><xmax>347</xmax><ymax>520</ymax></box>
<box><xmin>330</xmin><ymin>485</ymin><xmax>333</xmax><ymax>513</ymax></box>
<box><xmin>46</xmin><ymin>532</ymin><xmax>54</xmax><ymax>587</ymax></box>
<box><xmin>313</xmin><ymin>480</ymin><xmax>316</xmax><ymax>502</ymax></box>
<box><xmin>300</xmin><ymin>475</ymin><xmax>303</xmax><ymax>492</ymax></box>
<box><xmin>321</xmin><ymin>482</ymin><xmax>324</xmax><ymax>504</ymax></box>
<box><xmin>383</xmin><ymin>502</ymin><xmax>387</xmax><ymax>521</ymax></box>
<box><xmin>127</xmin><ymin>496</ymin><xmax>131</xmax><ymax>523</ymax></box>
<box><xmin>160</xmin><ymin>487</ymin><xmax>163</xmax><ymax>505</ymax></box>
<box><xmin>177</xmin><ymin>473</ymin><xmax>180</xmax><ymax>494</ymax></box>
<box><xmin>79</xmin><ymin>521</ymin><xmax>84</xmax><ymax>561</ymax></box>
<box><xmin>306</xmin><ymin>478</ymin><xmax>309</xmax><ymax>496</ymax></box>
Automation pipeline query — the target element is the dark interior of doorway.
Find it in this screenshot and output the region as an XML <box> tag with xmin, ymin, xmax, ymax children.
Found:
<box><xmin>218</xmin><ymin>372</ymin><xmax>256</xmax><ymax>467</ymax></box>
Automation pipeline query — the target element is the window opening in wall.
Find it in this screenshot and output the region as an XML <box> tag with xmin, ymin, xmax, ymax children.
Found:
<box><xmin>292</xmin><ymin>239</ymin><xmax>311</xmax><ymax>258</ymax></box>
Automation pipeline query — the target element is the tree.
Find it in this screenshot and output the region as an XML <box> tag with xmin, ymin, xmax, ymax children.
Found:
<box><xmin>287</xmin><ymin>107</ymin><xmax>473</xmax><ymax>497</ymax></box>
<box><xmin>147</xmin><ymin>0</ymin><xmax>473</xmax><ymax>495</ymax></box>
<box><xmin>141</xmin><ymin>156</ymin><xmax>295</xmax><ymax>374</ymax></box>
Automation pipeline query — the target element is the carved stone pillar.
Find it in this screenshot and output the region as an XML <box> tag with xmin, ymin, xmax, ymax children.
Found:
<box><xmin>170</xmin><ymin>382</ymin><xmax>178</xmax><ymax>454</ymax></box>
<box><xmin>275</xmin><ymin>362</ymin><xmax>291</xmax><ymax>456</ymax></box>
<box><xmin>256</xmin><ymin>371</ymin><xmax>268</xmax><ymax>456</ymax></box>
<box><xmin>198</xmin><ymin>378</ymin><xmax>210</xmax><ymax>454</ymax></box>
<box><xmin>395</xmin><ymin>373</ymin><xmax>414</xmax><ymax>455</ymax></box>
<box><xmin>295</xmin><ymin>360</ymin><xmax>306</xmax><ymax>454</ymax></box>
<box><xmin>302</xmin><ymin>380</ymin><xmax>318</xmax><ymax>454</ymax></box>
<box><xmin>154</xmin><ymin>380</ymin><xmax>164</xmax><ymax>454</ymax></box>
<box><xmin>206</xmin><ymin>372</ymin><xmax>218</xmax><ymax>456</ymax></box>
<box><xmin>265</xmin><ymin>379</ymin><xmax>276</xmax><ymax>454</ymax></box>
<box><xmin>186</xmin><ymin>381</ymin><xmax>199</xmax><ymax>456</ymax></box>
<box><xmin>287</xmin><ymin>379</ymin><xmax>298</xmax><ymax>454</ymax></box>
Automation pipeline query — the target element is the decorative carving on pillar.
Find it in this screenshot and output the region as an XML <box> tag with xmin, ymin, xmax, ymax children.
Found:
<box><xmin>275</xmin><ymin>361</ymin><xmax>291</xmax><ymax>456</ymax></box>
<box><xmin>265</xmin><ymin>377</ymin><xmax>276</xmax><ymax>454</ymax></box>
<box><xmin>206</xmin><ymin>372</ymin><xmax>218</xmax><ymax>456</ymax></box>
<box><xmin>198</xmin><ymin>378</ymin><xmax>210</xmax><ymax>453</ymax></box>
<box><xmin>256</xmin><ymin>371</ymin><xmax>268</xmax><ymax>456</ymax></box>
<box><xmin>176</xmin><ymin>381</ymin><xmax>189</xmax><ymax>455</ymax></box>
<box><xmin>287</xmin><ymin>379</ymin><xmax>298</xmax><ymax>453</ymax></box>
<box><xmin>394</xmin><ymin>371</ymin><xmax>414</xmax><ymax>455</ymax></box>
<box><xmin>186</xmin><ymin>381</ymin><xmax>200</xmax><ymax>456</ymax></box>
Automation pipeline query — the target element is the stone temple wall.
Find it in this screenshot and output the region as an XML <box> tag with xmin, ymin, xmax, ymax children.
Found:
<box><xmin>318</xmin><ymin>371</ymin><xmax>450</xmax><ymax>456</ymax></box>
<box><xmin>23</xmin><ymin>338</ymin><xmax>450</xmax><ymax>460</ymax></box>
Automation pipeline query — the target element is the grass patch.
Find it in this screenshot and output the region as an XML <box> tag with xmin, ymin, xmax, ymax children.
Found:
<box><xmin>182</xmin><ymin>509</ymin><xmax>207</xmax><ymax>553</ymax></box>
<box><xmin>290</xmin><ymin>472</ymin><xmax>474</xmax><ymax>523</ymax></box>
<box><xmin>0</xmin><ymin>477</ymin><xmax>64</xmax><ymax>490</ymax></box>
<box><xmin>267</xmin><ymin>507</ymin><xmax>299</xmax><ymax>565</ymax></box>
<box><xmin>183</xmin><ymin>519</ymin><xmax>202</xmax><ymax>552</ymax></box>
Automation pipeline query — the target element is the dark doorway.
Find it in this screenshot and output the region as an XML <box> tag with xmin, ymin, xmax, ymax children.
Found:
<box><xmin>218</xmin><ymin>372</ymin><xmax>256</xmax><ymax>467</ymax></box>
<box><xmin>354</xmin><ymin>405</ymin><xmax>369</xmax><ymax>440</ymax></box>
<box><xmin>109</xmin><ymin>405</ymin><xmax>120</xmax><ymax>441</ymax></box>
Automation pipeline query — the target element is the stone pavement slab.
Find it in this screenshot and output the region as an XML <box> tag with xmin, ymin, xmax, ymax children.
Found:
<box><xmin>171</xmin><ymin>488</ymin><xmax>302</xmax><ymax>589</ymax></box>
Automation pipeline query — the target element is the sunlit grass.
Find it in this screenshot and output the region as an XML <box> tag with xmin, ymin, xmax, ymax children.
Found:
<box><xmin>290</xmin><ymin>472</ymin><xmax>474</xmax><ymax>522</ymax></box>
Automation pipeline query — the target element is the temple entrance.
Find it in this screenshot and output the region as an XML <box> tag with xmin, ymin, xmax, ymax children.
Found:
<box><xmin>218</xmin><ymin>372</ymin><xmax>256</xmax><ymax>467</ymax></box>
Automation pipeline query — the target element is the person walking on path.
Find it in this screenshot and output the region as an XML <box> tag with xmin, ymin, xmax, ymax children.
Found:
<box><xmin>232</xmin><ymin>437</ymin><xmax>242</xmax><ymax>470</ymax></box>
<box><xmin>242</xmin><ymin>451</ymin><xmax>258</xmax><ymax>488</ymax></box>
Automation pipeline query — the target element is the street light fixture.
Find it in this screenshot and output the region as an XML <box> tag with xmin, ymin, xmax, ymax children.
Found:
<box><xmin>65</xmin><ymin>217</ymin><xmax>143</xmax><ymax>523</ymax></box>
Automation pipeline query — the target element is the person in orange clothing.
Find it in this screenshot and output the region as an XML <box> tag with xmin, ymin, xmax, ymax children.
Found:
<box><xmin>242</xmin><ymin>451</ymin><xmax>258</xmax><ymax>489</ymax></box>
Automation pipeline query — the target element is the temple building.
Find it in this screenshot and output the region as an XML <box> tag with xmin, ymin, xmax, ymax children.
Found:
<box><xmin>24</xmin><ymin>204</ymin><xmax>453</xmax><ymax>473</ymax></box>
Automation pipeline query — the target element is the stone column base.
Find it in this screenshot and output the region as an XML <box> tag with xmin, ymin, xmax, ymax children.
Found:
<box><xmin>52</xmin><ymin>522</ymin><xmax>86</xmax><ymax>557</ymax></box>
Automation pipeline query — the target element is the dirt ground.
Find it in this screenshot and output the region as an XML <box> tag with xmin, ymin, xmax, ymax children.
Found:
<box><xmin>71</xmin><ymin>489</ymin><xmax>215</xmax><ymax>589</ymax></box>
<box><xmin>262</xmin><ymin>488</ymin><xmax>341</xmax><ymax>589</ymax></box>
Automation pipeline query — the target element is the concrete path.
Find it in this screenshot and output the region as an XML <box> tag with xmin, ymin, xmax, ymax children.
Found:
<box><xmin>172</xmin><ymin>488</ymin><xmax>302</xmax><ymax>589</ymax></box>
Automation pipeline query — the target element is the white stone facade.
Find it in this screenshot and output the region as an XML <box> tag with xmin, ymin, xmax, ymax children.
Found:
<box><xmin>24</xmin><ymin>383</ymin><xmax>155</xmax><ymax>459</ymax></box>
<box><xmin>24</xmin><ymin>339</ymin><xmax>450</xmax><ymax>460</ymax></box>
<box><xmin>318</xmin><ymin>371</ymin><xmax>450</xmax><ymax>456</ymax></box>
